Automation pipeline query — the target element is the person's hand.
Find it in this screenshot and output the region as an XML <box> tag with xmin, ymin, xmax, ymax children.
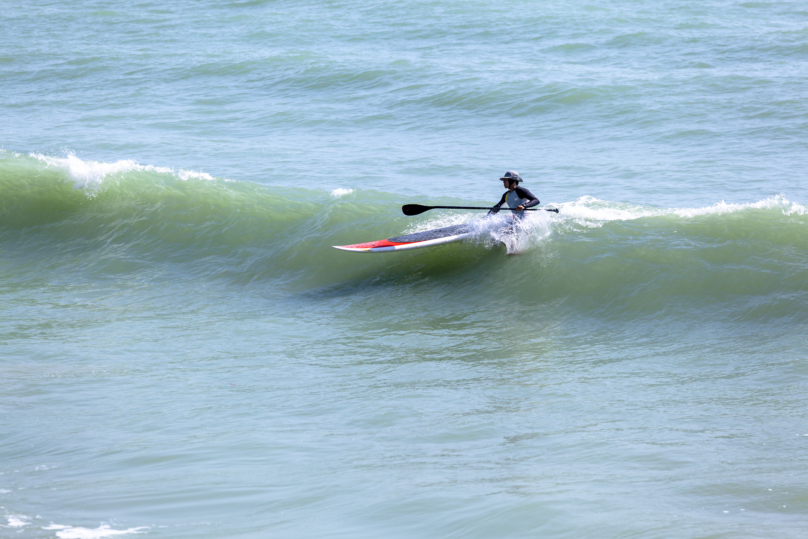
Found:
<box><xmin>516</xmin><ymin>205</ymin><xmax>525</xmax><ymax>211</ymax></box>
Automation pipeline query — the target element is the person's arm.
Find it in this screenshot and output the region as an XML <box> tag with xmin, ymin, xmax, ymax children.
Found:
<box><xmin>488</xmin><ymin>192</ymin><xmax>508</xmax><ymax>215</ymax></box>
<box><xmin>515</xmin><ymin>187</ymin><xmax>539</xmax><ymax>209</ymax></box>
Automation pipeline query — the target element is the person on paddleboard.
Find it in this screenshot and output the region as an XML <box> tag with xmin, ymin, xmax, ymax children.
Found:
<box><xmin>489</xmin><ymin>171</ymin><xmax>539</xmax><ymax>219</ymax></box>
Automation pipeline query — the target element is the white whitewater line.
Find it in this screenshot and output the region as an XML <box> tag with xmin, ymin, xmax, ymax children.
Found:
<box><xmin>43</xmin><ymin>524</ymin><xmax>148</xmax><ymax>539</ymax></box>
<box><xmin>672</xmin><ymin>195</ymin><xmax>806</xmax><ymax>218</ymax></box>
<box><xmin>555</xmin><ymin>194</ymin><xmax>806</xmax><ymax>226</ymax></box>
<box><xmin>330</xmin><ymin>188</ymin><xmax>353</xmax><ymax>197</ymax></box>
<box><xmin>30</xmin><ymin>152</ymin><xmax>215</xmax><ymax>190</ymax></box>
<box><xmin>178</xmin><ymin>170</ymin><xmax>215</xmax><ymax>181</ymax></box>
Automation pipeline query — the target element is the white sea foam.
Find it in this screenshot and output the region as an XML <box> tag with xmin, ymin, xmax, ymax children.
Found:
<box><xmin>6</xmin><ymin>515</ymin><xmax>29</xmax><ymax>527</ymax></box>
<box><xmin>178</xmin><ymin>170</ymin><xmax>215</xmax><ymax>181</ymax></box>
<box><xmin>43</xmin><ymin>524</ymin><xmax>148</xmax><ymax>538</ymax></box>
<box><xmin>330</xmin><ymin>188</ymin><xmax>353</xmax><ymax>197</ymax></box>
<box><xmin>486</xmin><ymin>211</ymin><xmax>554</xmax><ymax>253</ymax></box>
<box><xmin>402</xmin><ymin>210</ymin><xmax>554</xmax><ymax>254</ymax></box>
<box><xmin>31</xmin><ymin>152</ymin><xmax>214</xmax><ymax>190</ymax></box>
<box><xmin>554</xmin><ymin>194</ymin><xmax>806</xmax><ymax>227</ymax></box>
<box><xmin>553</xmin><ymin>195</ymin><xmax>658</xmax><ymax>224</ymax></box>
<box><xmin>671</xmin><ymin>195</ymin><xmax>806</xmax><ymax>218</ymax></box>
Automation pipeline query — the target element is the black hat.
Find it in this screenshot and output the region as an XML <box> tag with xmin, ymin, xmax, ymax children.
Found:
<box><xmin>499</xmin><ymin>171</ymin><xmax>522</xmax><ymax>183</ymax></box>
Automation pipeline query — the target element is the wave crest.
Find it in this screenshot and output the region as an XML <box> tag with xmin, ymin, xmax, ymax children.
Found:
<box><xmin>30</xmin><ymin>152</ymin><xmax>214</xmax><ymax>191</ymax></box>
<box><xmin>555</xmin><ymin>194</ymin><xmax>806</xmax><ymax>227</ymax></box>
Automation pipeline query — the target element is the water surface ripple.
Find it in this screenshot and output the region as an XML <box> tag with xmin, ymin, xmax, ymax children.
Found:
<box><xmin>2</xmin><ymin>1</ymin><xmax>808</xmax><ymax>537</ymax></box>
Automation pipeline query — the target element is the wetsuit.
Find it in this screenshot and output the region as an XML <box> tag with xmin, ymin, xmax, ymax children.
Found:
<box><xmin>489</xmin><ymin>186</ymin><xmax>540</xmax><ymax>219</ymax></box>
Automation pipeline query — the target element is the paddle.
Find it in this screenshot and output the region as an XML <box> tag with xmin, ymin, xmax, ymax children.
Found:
<box><xmin>402</xmin><ymin>204</ymin><xmax>559</xmax><ymax>216</ymax></box>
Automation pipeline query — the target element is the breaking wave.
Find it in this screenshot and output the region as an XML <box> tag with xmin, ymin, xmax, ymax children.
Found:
<box><xmin>1</xmin><ymin>151</ymin><xmax>807</xmax><ymax>319</ymax></box>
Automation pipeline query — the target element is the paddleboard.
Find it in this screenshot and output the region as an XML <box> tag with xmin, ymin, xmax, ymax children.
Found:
<box><xmin>333</xmin><ymin>223</ymin><xmax>475</xmax><ymax>253</ymax></box>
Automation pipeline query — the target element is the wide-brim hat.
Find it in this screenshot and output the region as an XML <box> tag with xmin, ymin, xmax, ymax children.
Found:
<box><xmin>499</xmin><ymin>170</ymin><xmax>522</xmax><ymax>183</ymax></box>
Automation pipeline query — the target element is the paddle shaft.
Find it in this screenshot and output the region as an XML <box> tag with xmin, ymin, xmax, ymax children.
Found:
<box><xmin>402</xmin><ymin>204</ymin><xmax>559</xmax><ymax>216</ymax></box>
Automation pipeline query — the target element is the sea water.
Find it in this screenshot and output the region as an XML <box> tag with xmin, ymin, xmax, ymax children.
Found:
<box><xmin>2</xmin><ymin>1</ymin><xmax>807</xmax><ymax>537</ymax></box>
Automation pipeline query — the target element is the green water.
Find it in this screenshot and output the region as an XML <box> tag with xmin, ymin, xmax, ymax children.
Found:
<box><xmin>2</xmin><ymin>0</ymin><xmax>808</xmax><ymax>537</ymax></box>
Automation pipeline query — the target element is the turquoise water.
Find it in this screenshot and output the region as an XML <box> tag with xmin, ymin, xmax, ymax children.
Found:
<box><xmin>2</xmin><ymin>1</ymin><xmax>808</xmax><ymax>537</ymax></box>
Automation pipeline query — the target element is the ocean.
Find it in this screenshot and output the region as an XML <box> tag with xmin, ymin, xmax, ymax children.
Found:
<box><xmin>2</xmin><ymin>1</ymin><xmax>807</xmax><ymax>537</ymax></box>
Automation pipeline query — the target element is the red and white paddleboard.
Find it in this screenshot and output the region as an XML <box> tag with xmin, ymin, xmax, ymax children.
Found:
<box><xmin>333</xmin><ymin>223</ymin><xmax>475</xmax><ymax>253</ymax></box>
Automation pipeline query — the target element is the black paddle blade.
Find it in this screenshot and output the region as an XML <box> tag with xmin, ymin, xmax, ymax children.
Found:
<box><xmin>402</xmin><ymin>204</ymin><xmax>429</xmax><ymax>216</ymax></box>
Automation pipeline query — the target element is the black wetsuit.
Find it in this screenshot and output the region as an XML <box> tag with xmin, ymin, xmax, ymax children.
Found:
<box><xmin>489</xmin><ymin>186</ymin><xmax>540</xmax><ymax>218</ymax></box>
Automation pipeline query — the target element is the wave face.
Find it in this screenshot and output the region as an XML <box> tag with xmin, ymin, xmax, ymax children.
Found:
<box><xmin>4</xmin><ymin>1</ymin><xmax>808</xmax><ymax>536</ymax></box>
<box><xmin>2</xmin><ymin>151</ymin><xmax>807</xmax><ymax>321</ymax></box>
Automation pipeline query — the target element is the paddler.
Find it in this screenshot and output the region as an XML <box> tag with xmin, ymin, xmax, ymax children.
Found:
<box><xmin>489</xmin><ymin>171</ymin><xmax>539</xmax><ymax>219</ymax></box>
